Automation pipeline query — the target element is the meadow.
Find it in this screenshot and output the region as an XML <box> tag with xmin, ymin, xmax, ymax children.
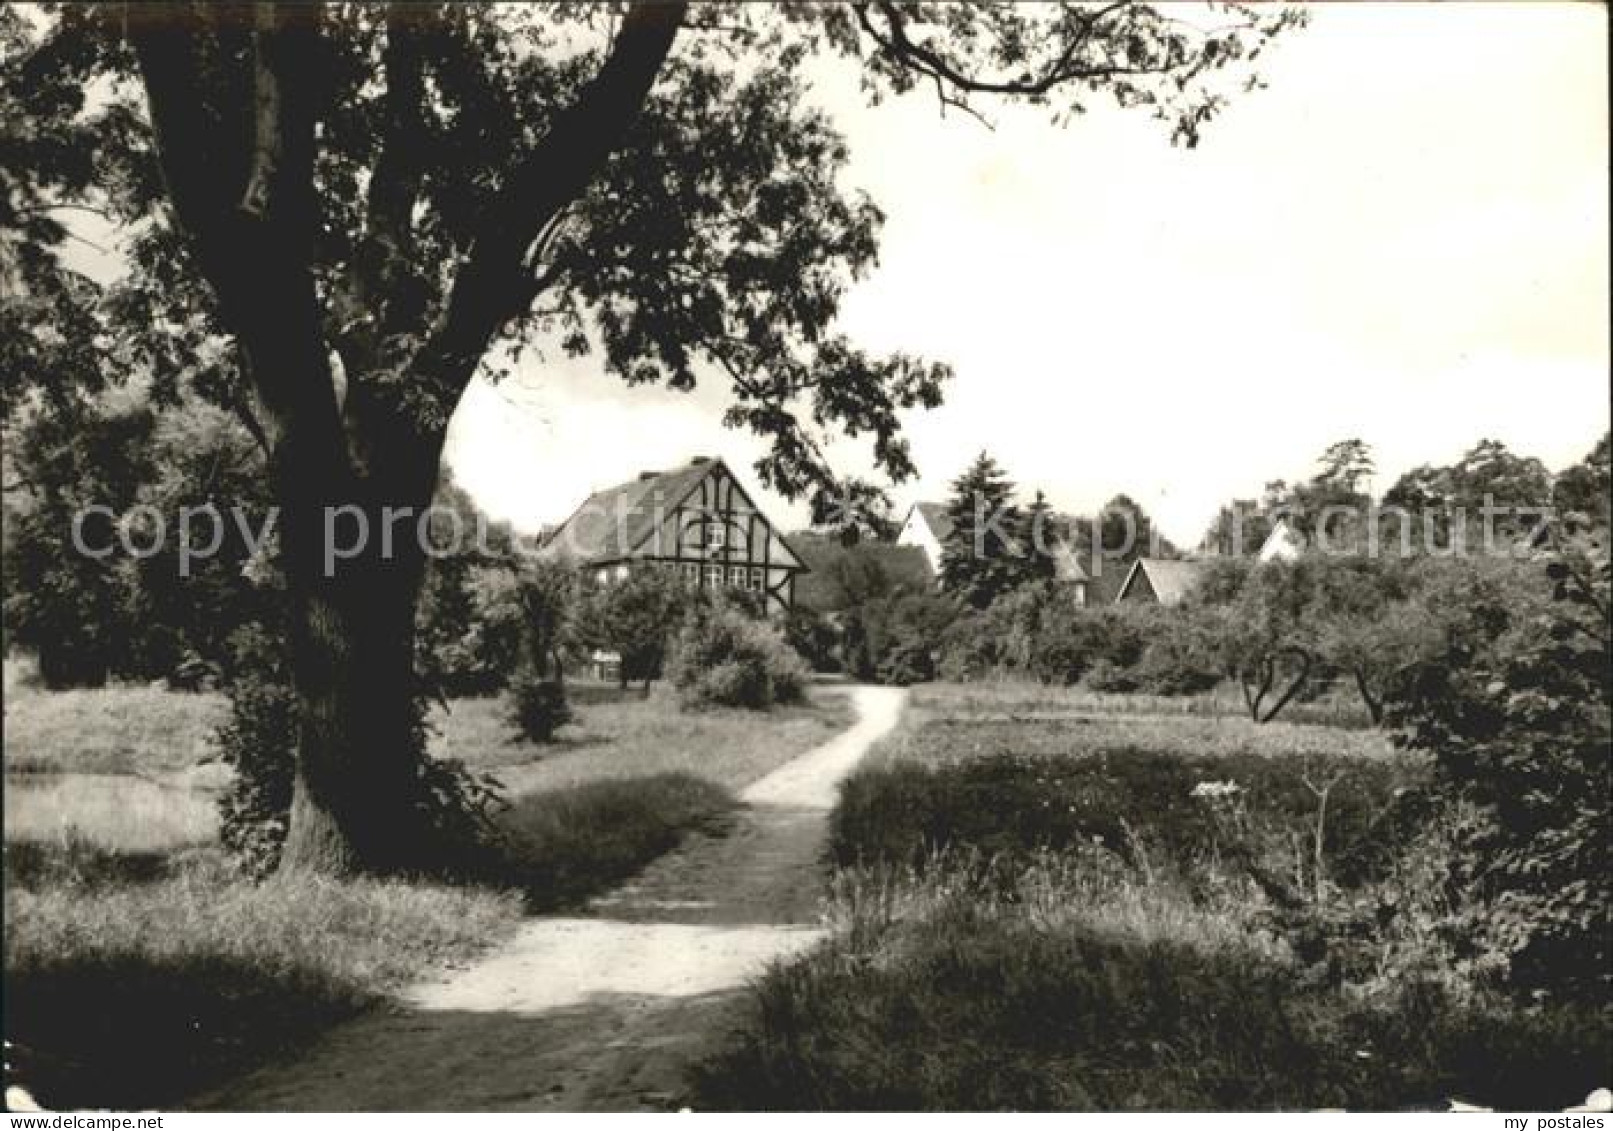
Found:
<box><xmin>2</xmin><ymin>659</ymin><xmax>850</xmax><ymax>1108</ymax></box>
<box><xmin>693</xmin><ymin>682</ymin><xmax>1607</xmax><ymax>1112</ymax></box>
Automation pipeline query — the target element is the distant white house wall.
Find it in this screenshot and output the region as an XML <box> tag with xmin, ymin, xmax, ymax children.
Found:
<box><xmin>897</xmin><ymin>502</ymin><xmax>950</xmax><ymax>578</ymax></box>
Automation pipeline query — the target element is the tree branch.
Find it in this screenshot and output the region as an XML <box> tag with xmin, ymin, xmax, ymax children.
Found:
<box><xmin>357</xmin><ymin>4</ymin><xmax>432</xmax><ymax>334</ymax></box>
<box><xmin>412</xmin><ymin>0</ymin><xmax>686</xmax><ymax>403</ymax></box>
<box><xmin>129</xmin><ymin>2</ymin><xmax>340</xmax><ymax>458</ymax></box>
<box><xmin>126</xmin><ymin>3</ymin><xmax>247</xmax><ymax>252</ymax></box>
<box><xmin>855</xmin><ymin>0</ymin><xmax>1149</xmax><ymax>99</ymax></box>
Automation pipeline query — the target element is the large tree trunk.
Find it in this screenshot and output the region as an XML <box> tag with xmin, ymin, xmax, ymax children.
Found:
<box><xmin>127</xmin><ymin>0</ymin><xmax>685</xmax><ymax>877</ymax></box>
<box><xmin>266</xmin><ymin>373</ymin><xmax>449</xmax><ymax>875</ymax></box>
<box><xmin>277</xmin><ymin>523</ymin><xmax>431</xmax><ymax>874</ymax></box>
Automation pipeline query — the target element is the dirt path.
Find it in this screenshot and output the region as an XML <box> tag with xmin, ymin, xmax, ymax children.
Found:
<box><xmin>199</xmin><ymin>685</ymin><xmax>908</xmax><ymax>1113</ymax></box>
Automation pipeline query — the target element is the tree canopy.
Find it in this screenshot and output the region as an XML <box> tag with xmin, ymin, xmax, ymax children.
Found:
<box><xmin>3</xmin><ymin>0</ymin><xmax>1304</xmax><ymax>874</ymax></box>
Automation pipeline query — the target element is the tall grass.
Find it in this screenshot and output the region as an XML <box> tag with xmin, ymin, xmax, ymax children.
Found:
<box><xmin>3</xmin><ymin>674</ymin><xmax>854</xmax><ymax>1109</ymax></box>
<box><xmin>5</xmin><ymin>775</ymin><xmax>217</xmax><ymax>853</ymax></box>
<box><xmin>692</xmin><ymin>683</ymin><xmax>1608</xmax><ymax>1111</ymax></box>
<box><xmin>2</xmin><ymin>682</ymin><xmax>226</xmax><ymax>777</ymax></box>
<box><xmin>694</xmin><ymin>853</ymin><xmax>1601</xmax><ymax>1111</ymax></box>
<box><xmin>912</xmin><ymin>680</ymin><xmax>1377</xmax><ymax>730</ymax></box>
<box><xmin>488</xmin><ymin>772</ymin><xmax>738</xmax><ymax>910</ymax></box>
<box><xmin>5</xmin><ymin>848</ymin><xmax>523</xmax><ymax>1110</ymax></box>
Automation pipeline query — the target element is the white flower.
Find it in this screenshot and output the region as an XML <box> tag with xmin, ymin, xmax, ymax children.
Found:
<box><xmin>1191</xmin><ymin>780</ymin><xmax>1242</xmax><ymax>800</ymax></box>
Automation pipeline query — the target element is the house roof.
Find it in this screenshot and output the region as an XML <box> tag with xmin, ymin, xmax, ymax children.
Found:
<box><xmin>542</xmin><ymin>457</ymin><xmax>720</xmax><ymax>564</ymax></box>
<box><xmin>913</xmin><ymin>501</ymin><xmax>955</xmax><ymax>543</ymax></box>
<box><xmin>1257</xmin><ymin>516</ymin><xmax>1305</xmax><ymax>561</ymax></box>
<box><xmin>1116</xmin><ymin>557</ymin><xmax>1206</xmax><ymax>605</ymax></box>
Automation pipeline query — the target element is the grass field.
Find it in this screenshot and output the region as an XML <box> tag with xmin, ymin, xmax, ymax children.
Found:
<box><xmin>2</xmin><ymin>659</ymin><xmax>851</xmax><ymax>1109</ymax></box>
<box><xmin>693</xmin><ymin>681</ymin><xmax>1608</xmax><ymax>1112</ymax></box>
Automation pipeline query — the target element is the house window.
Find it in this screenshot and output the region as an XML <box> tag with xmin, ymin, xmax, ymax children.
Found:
<box><xmin>681</xmin><ymin>562</ymin><xmax>700</xmax><ymax>586</ymax></box>
<box><xmin>705</xmin><ymin>522</ymin><xmax>727</xmax><ymax>552</ymax></box>
<box><xmin>705</xmin><ymin>564</ymin><xmax>724</xmax><ymax>588</ymax></box>
<box><xmin>595</xmin><ymin>568</ymin><xmax>610</xmax><ymax>586</ymax></box>
<box><xmin>751</xmin><ymin>566</ymin><xmax>765</xmax><ymax>591</ymax></box>
<box><xmin>729</xmin><ymin>565</ymin><xmax>747</xmax><ymax>588</ymax></box>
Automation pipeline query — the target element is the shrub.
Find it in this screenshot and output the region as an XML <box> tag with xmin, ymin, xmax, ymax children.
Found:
<box><xmin>507</xmin><ymin>669</ymin><xmax>572</xmax><ymax>742</ymax></box>
<box><xmin>1026</xmin><ymin>622</ymin><xmax>1090</xmax><ymax>686</ymax></box>
<box><xmin>499</xmin><ymin>559</ymin><xmax>577</xmax><ymax>742</ymax></box>
<box><xmin>1130</xmin><ymin>631</ymin><xmax>1220</xmax><ymax>696</ymax></box>
<box><xmin>1386</xmin><ymin>542</ymin><xmax>1611</xmax><ymax>999</ymax></box>
<box><xmin>784</xmin><ymin>605</ymin><xmax>840</xmax><ymax>672</ymax></box>
<box><xmin>693</xmin><ymin>858</ymin><xmax>1605</xmax><ymax>1112</ymax></box>
<box><xmin>843</xmin><ymin>589</ymin><xmax>958</xmax><ymax>685</ymax></box>
<box><xmin>667</xmin><ymin>607</ymin><xmax>808</xmax><ymax>709</ymax></box>
<box><xmin>574</xmin><ymin>565</ymin><xmax>692</xmax><ymax>689</ymax></box>
<box><xmin>1083</xmin><ymin>656</ymin><xmax>1139</xmax><ymax>693</ymax></box>
<box><xmin>936</xmin><ymin>610</ymin><xmax>1002</xmax><ymax>681</ymax></box>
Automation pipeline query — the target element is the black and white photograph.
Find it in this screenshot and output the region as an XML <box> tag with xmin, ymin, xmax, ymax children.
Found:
<box><xmin>1</xmin><ymin>0</ymin><xmax>1608</xmax><ymax>1115</ymax></box>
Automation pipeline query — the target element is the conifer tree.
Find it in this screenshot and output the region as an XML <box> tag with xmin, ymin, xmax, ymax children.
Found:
<box><xmin>1020</xmin><ymin>489</ymin><xmax>1060</xmax><ymax>585</ymax></box>
<box><xmin>940</xmin><ymin>452</ymin><xmax>1022</xmax><ymax>609</ymax></box>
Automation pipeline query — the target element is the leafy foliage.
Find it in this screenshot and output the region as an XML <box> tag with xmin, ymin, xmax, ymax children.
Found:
<box><xmin>213</xmin><ymin>627</ymin><xmax>299</xmax><ymax>878</ymax></box>
<box><xmin>503</xmin><ymin>558</ymin><xmax>580</xmax><ymax>742</ymax></box>
<box><xmin>667</xmin><ymin>604</ymin><xmax>807</xmax><ymax>710</ymax></box>
<box><xmin>1386</xmin><ymin>540</ymin><xmax>1611</xmax><ymax>998</ymax></box>
<box><xmin>573</xmin><ymin>565</ymin><xmax>694</xmax><ymax>689</ymax></box>
<box><xmin>3</xmin><ymin>393</ymin><xmax>274</xmax><ymax>687</ymax></box>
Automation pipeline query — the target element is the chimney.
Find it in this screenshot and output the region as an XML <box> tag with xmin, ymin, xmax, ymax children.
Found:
<box><xmin>689</xmin><ymin>456</ymin><xmax>711</xmax><ymax>465</ymax></box>
<box><xmin>637</xmin><ymin>470</ymin><xmax>660</xmax><ymax>481</ymax></box>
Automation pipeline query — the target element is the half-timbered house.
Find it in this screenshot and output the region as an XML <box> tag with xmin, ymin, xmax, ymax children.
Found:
<box><xmin>541</xmin><ymin>456</ymin><xmax>806</xmax><ymax>614</ymax></box>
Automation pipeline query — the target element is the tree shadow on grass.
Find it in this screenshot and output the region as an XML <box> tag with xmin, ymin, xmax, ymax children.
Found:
<box><xmin>191</xmin><ymin>987</ymin><xmax>753</xmax><ymax>1112</ymax></box>
<box><xmin>5</xmin><ymin>953</ymin><xmax>380</xmax><ymax>1111</ymax></box>
<box><xmin>2</xmin><ymin>839</ymin><xmax>176</xmax><ymax>892</ymax></box>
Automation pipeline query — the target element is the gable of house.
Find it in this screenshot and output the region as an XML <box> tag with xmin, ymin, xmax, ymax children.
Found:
<box><xmin>543</xmin><ymin>456</ymin><xmax>804</xmax><ymax>611</ymax></box>
<box><xmin>1257</xmin><ymin>517</ymin><xmax>1305</xmax><ymax>562</ymax></box>
<box><xmin>897</xmin><ymin>501</ymin><xmax>954</xmax><ymax>577</ymax></box>
<box><xmin>1116</xmin><ymin>558</ymin><xmax>1205</xmax><ymax>606</ymax></box>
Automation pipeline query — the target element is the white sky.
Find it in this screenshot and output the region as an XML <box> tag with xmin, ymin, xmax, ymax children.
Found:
<box><xmin>445</xmin><ymin>1</ymin><xmax>1609</xmax><ymax>544</ymax></box>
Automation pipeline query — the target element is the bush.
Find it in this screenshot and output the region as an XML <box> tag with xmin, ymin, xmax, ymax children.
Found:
<box><xmin>501</xmin><ymin>559</ymin><xmax>577</xmax><ymax>742</ymax></box>
<box><xmin>1386</xmin><ymin>543</ymin><xmax>1611</xmax><ymax>999</ymax></box>
<box><xmin>783</xmin><ymin>605</ymin><xmax>840</xmax><ymax>672</ymax></box>
<box><xmin>843</xmin><ymin>589</ymin><xmax>957</xmax><ymax>685</ymax></box>
<box><xmin>507</xmin><ymin>669</ymin><xmax>572</xmax><ymax>742</ymax></box>
<box><xmin>574</xmin><ymin>565</ymin><xmax>692</xmax><ymax>689</ymax></box>
<box><xmin>693</xmin><ymin>858</ymin><xmax>1605</xmax><ymax>1112</ymax></box>
<box><xmin>667</xmin><ymin>607</ymin><xmax>808</xmax><ymax>709</ymax></box>
<box><xmin>1082</xmin><ymin>656</ymin><xmax>1139</xmax><ymax>693</ymax></box>
<box><xmin>1130</xmin><ymin>630</ymin><xmax>1221</xmax><ymax>696</ymax></box>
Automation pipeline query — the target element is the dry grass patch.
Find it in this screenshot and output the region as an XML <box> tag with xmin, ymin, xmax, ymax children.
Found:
<box><xmin>5</xmin><ymin>846</ymin><xmax>522</xmax><ymax>1110</ymax></box>
<box><xmin>2</xmin><ymin>680</ymin><xmax>225</xmax><ymax>777</ymax></box>
<box><xmin>435</xmin><ymin>682</ymin><xmax>854</xmax><ymax>796</ymax></box>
